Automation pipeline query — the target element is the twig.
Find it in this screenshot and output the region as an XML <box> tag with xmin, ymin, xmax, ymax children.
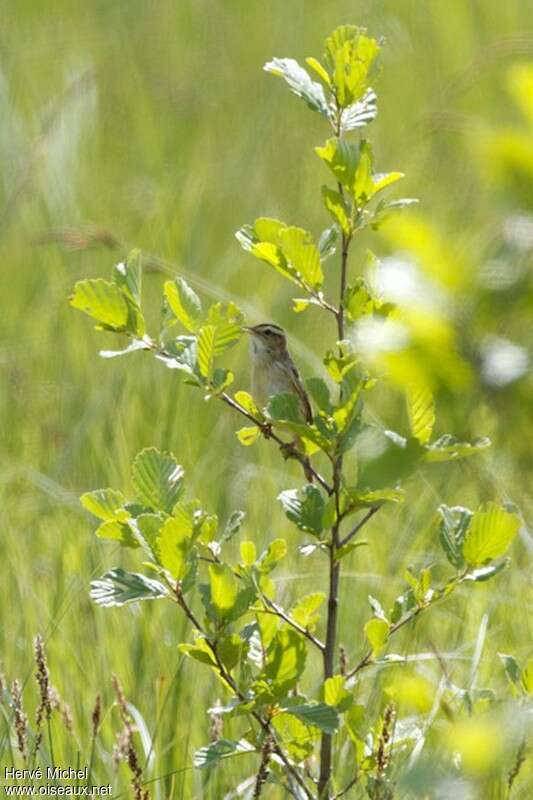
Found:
<box><xmin>339</xmin><ymin>506</ymin><xmax>380</xmax><ymax>548</ymax></box>
<box><xmin>257</xmin><ymin>596</ymin><xmax>325</xmax><ymax>652</ymax></box>
<box><xmin>220</xmin><ymin>392</ymin><xmax>332</xmax><ymax>494</ymax></box>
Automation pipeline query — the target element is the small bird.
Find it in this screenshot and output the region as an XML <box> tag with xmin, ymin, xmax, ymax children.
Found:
<box><xmin>243</xmin><ymin>323</ymin><xmax>313</xmax><ymax>423</ymax></box>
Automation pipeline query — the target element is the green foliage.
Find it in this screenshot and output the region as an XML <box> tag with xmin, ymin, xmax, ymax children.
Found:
<box><xmin>64</xmin><ymin>18</ymin><xmax>526</xmax><ymax>800</ymax></box>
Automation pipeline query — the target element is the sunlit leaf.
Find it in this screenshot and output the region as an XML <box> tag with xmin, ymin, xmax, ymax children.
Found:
<box><xmin>132</xmin><ymin>447</ymin><xmax>184</xmax><ymax>513</ymax></box>
<box><xmin>80</xmin><ymin>488</ymin><xmax>126</xmax><ymax>521</ymax></box>
<box><xmin>424</xmin><ymin>435</ymin><xmax>491</xmax><ymax>462</ymax></box>
<box><xmin>365</xmin><ymin>618</ymin><xmax>389</xmax><ymax>656</ymax></box>
<box><xmin>164</xmin><ymin>277</ymin><xmax>202</xmax><ymax>332</ymax></box>
<box><xmin>463</xmin><ymin>502</ymin><xmax>520</xmax><ymax>566</ymax></box>
<box><xmin>236</xmin><ymin>426</ymin><xmax>261</xmax><ymax>446</ymax></box>
<box><xmin>264</xmin><ymin>628</ymin><xmax>307</xmax><ymax>690</ymax></box>
<box><xmin>323</xmin><ymin>675</ymin><xmax>353</xmax><ymax>712</ymax></box>
<box><xmin>157</xmin><ymin>516</ymin><xmax>191</xmax><ymax>579</ymax></box>
<box><xmin>289</xmin><ymin>593</ymin><xmax>325</xmax><ymax>630</ymax></box>
<box><xmin>70</xmin><ymin>279</ymin><xmax>129</xmax><ymax>331</ymax></box>
<box><xmin>264</xmin><ymin>57</ymin><xmax>328</xmax><ymax>115</ymax></box>
<box><xmin>438</xmin><ymin>505</ymin><xmax>472</xmax><ymax>568</ymax></box>
<box><xmin>278</xmin><ymin>226</ymin><xmax>324</xmax><ymax>289</ymax></box>
<box><xmin>406</xmin><ymin>385</ymin><xmax>435</xmax><ymax>445</ymax></box>
<box><xmin>322</xmin><ymin>186</ymin><xmax>351</xmax><ymax>235</ymax></box>
<box><xmin>209</xmin><ymin>564</ymin><xmax>239</xmax><ymax>618</ymax></box>
<box><xmin>339</xmin><ymin>88</ymin><xmax>377</xmax><ymax>133</ymax></box>
<box><xmin>113</xmin><ymin>249</ymin><xmax>142</xmax><ymax>305</ymax></box>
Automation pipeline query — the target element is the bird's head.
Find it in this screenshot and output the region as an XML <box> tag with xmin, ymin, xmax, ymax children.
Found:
<box><xmin>243</xmin><ymin>323</ymin><xmax>287</xmax><ymax>359</ymax></box>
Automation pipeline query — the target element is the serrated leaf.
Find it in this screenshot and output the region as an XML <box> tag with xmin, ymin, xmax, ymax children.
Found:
<box><xmin>316</xmin><ymin>138</ymin><xmax>359</xmax><ymax>191</ymax></box>
<box><xmin>197</xmin><ymin>324</ymin><xmax>216</xmax><ymax>379</ymax></box>
<box><xmin>284</xmin><ymin>702</ymin><xmax>340</xmax><ymax>734</ymax></box>
<box><xmin>70</xmin><ymin>279</ymin><xmax>130</xmax><ymax>330</ymax></box>
<box><xmin>323</xmin><ymin>26</ymin><xmax>380</xmax><ymax>107</ymax></box>
<box><xmin>365</xmin><ymin>618</ymin><xmax>389</xmax><ymax>656</ymax></box>
<box><xmin>339</xmin><ymin>88</ymin><xmax>377</xmax><ymax>133</ymax></box>
<box><xmin>193</xmin><ymin>738</ymin><xmax>255</xmax><ymax>769</ymax></box>
<box><xmin>80</xmin><ymin>488</ymin><xmax>126</xmax><ymax>520</ymax></box>
<box><xmin>236</xmin><ymin>426</ymin><xmax>261</xmax><ymax>446</ymax></box>
<box><xmin>264</xmin><ymin>57</ymin><xmax>328</xmax><ymax>115</ymax></box>
<box><xmin>132</xmin><ymin>447</ymin><xmax>184</xmax><ymax>513</ymax></box>
<box><xmin>462</xmin><ymin>502</ymin><xmax>520</xmax><ymax>566</ymax></box>
<box><xmin>90</xmin><ymin>568</ymin><xmax>167</xmax><ymax>607</ymax></box>
<box><xmin>278</xmin><ymin>485</ymin><xmax>325</xmax><ymax>535</ymax></box>
<box><xmin>164</xmin><ymin>277</ymin><xmax>202</xmax><ymax>332</ymax></box>
<box><xmin>278</xmin><ymin>226</ymin><xmax>324</xmax><ymax>289</ymax></box>
<box><xmin>406</xmin><ymin>385</ymin><xmax>435</xmax><ymax>445</ymax></box>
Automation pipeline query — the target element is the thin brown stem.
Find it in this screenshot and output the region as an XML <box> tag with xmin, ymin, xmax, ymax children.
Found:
<box><xmin>339</xmin><ymin>506</ymin><xmax>380</xmax><ymax>548</ymax></box>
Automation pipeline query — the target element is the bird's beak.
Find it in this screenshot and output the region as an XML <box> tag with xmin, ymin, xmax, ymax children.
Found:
<box><xmin>242</xmin><ymin>326</ymin><xmax>253</xmax><ymax>335</ymax></box>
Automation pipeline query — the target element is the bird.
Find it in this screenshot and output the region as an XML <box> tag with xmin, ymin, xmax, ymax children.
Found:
<box><xmin>243</xmin><ymin>323</ymin><xmax>315</xmax><ymax>482</ymax></box>
<box><xmin>243</xmin><ymin>323</ymin><xmax>313</xmax><ymax>424</ymax></box>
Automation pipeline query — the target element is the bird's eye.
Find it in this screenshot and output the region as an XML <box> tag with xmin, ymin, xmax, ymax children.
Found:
<box><xmin>264</xmin><ymin>329</ymin><xmax>272</xmax><ymax>336</ymax></box>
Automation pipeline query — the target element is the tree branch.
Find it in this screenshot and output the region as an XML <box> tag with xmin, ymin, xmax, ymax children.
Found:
<box><xmin>220</xmin><ymin>392</ymin><xmax>332</xmax><ymax>494</ymax></box>
<box><xmin>257</xmin><ymin>596</ymin><xmax>325</xmax><ymax>652</ymax></box>
<box><xmin>339</xmin><ymin>506</ymin><xmax>380</xmax><ymax>548</ymax></box>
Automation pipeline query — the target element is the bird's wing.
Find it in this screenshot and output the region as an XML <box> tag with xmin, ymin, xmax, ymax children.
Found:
<box><xmin>279</xmin><ymin>359</ymin><xmax>313</xmax><ymax>424</ymax></box>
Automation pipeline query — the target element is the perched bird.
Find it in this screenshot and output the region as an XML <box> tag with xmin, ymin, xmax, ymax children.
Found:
<box><xmin>243</xmin><ymin>323</ymin><xmax>313</xmax><ymax>423</ymax></box>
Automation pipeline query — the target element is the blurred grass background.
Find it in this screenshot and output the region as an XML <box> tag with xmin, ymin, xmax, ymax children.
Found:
<box><xmin>0</xmin><ymin>0</ymin><xmax>531</xmax><ymax>796</ymax></box>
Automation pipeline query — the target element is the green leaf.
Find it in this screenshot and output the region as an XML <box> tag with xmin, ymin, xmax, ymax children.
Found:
<box><xmin>289</xmin><ymin>593</ymin><xmax>325</xmax><ymax>630</ymax></box>
<box><xmin>221</xmin><ymin>510</ymin><xmax>246</xmax><ymax>542</ymax></box>
<box><xmin>306</xmin><ymin>377</ymin><xmax>333</xmax><ymax>414</ymax></box>
<box><xmin>316</xmin><ymin>138</ymin><xmax>359</xmax><ymax>191</ymax></box>
<box><xmin>344</xmin><ymin>280</ymin><xmax>374</xmax><ymax>322</ymax></box>
<box><xmin>305</xmin><ymin>56</ymin><xmax>331</xmax><ymax>86</ymax></box>
<box><xmin>164</xmin><ymin>277</ymin><xmax>202</xmax><ymax>332</ymax></box>
<box><xmin>464</xmin><ymin>560</ymin><xmax>509</xmax><ymax>582</ymax></box>
<box><xmin>406</xmin><ymin>385</ymin><xmax>435</xmax><ymax>445</ymax></box>
<box><xmin>132</xmin><ymin>447</ymin><xmax>184</xmax><ymax>513</ymax></box>
<box><xmin>462</xmin><ymin>502</ymin><xmax>520</xmax><ymax>566</ymax></box>
<box><xmin>258</xmin><ymin>538</ymin><xmax>287</xmax><ymax>573</ymax></box>
<box><xmin>264</xmin><ymin>628</ymin><xmax>307</xmax><ymax>691</ymax></box>
<box><xmin>323</xmin><ymin>676</ymin><xmax>353</xmax><ymax>712</ymax></box>
<box><xmin>424</xmin><ymin>435</ymin><xmax>491</xmax><ymax>462</ymax></box>
<box><xmin>90</xmin><ymin>568</ymin><xmax>167</xmax><ymax>607</ymax></box>
<box><xmin>345</xmin><ymin>487</ymin><xmax>404</xmax><ymax>511</ymax></box>
<box><xmin>234</xmin><ymin>390</ymin><xmax>261</xmax><ymax>418</ymax></box>
<box><xmin>498</xmin><ymin>653</ymin><xmax>521</xmax><ymax>690</ymax></box>
<box><xmin>521</xmin><ymin>660</ymin><xmax>533</xmax><ymax>694</ymax></box>
<box><xmin>272</xmin><ymin>711</ymin><xmax>318</xmax><ymax>762</ymax></box>
<box><xmin>318</xmin><ymin>225</ymin><xmax>339</xmax><ymax>261</ymax></box>
<box><xmin>197</xmin><ymin>324</ymin><xmax>216</xmax><ymax>379</ymax></box>
<box><xmin>157</xmin><ymin>516</ymin><xmax>191</xmax><ymax>580</ymax></box>
<box><xmin>365</xmin><ymin>618</ymin><xmax>389</xmax><ymax>656</ymax></box>
<box><xmin>70</xmin><ymin>279</ymin><xmax>130</xmax><ymax>330</ymax></box>
<box><xmin>438</xmin><ymin>505</ymin><xmax>472</xmax><ymax>569</ymax></box>
<box><xmin>209</xmin><ymin>564</ymin><xmax>239</xmax><ymax>618</ymax></box>
<box><xmin>278</xmin><ymin>485</ymin><xmax>325</xmax><ymax>535</ymax></box>
<box><xmin>80</xmin><ymin>488</ymin><xmax>126</xmax><ymax>521</ymax></box>
<box><xmin>218</xmin><ymin>633</ymin><xmax>246</xmax><ymax>671</ymax></box>
<box><xmin>322</xmin><ymin>186</ymin><xmax>351</xmax><ymax>235</ymax></box>
<box><xmin>264</xmin><ymin>57</ymin><xmax>328</xmax><ymax>115</ymax></box>
<box><xmin>179</xmin><ymin>639</ymin><xmax>217</xmax><ymax>667</ymax></box>
<box><xmin>323</xmin><ymin>25</ymin><xmax>380</xmax><ymax>107</ymax></box>
<box><xmin>193</xmin><ymin>738</ymin><xmax>255</xmax><ymax>769</ymax></box>
<box><xmin>95</xmin><ymin>519</ymin><xmax>139</xmax><ymax>549</ymax></box>
<box><xmin>278</xmin><ymin>226</ymin><xmax>324</xmax><ymax>289</ymax></box>
<box><xmin>113</xmin><ymin>249</ymin><xmax>142</xmax><ymax>305</ymax></box>
<box><xmin>240</xmin><ymin>540</ymin><xmax>257</xmax><ymax>566</ymax></box>
<box><xmin>284</xmin><ymin>702</ymin><xmax>340</xmax><ymax>734</ymax></box>
<box><xmin>236</xmin><ymin>426</ymin><xmax>261</xmax><ymax>446</ymax></box>
<box><xmin>339</xmin><ymin>88</ymin><xmax>378</xmax><ymax>133</ymax></box>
